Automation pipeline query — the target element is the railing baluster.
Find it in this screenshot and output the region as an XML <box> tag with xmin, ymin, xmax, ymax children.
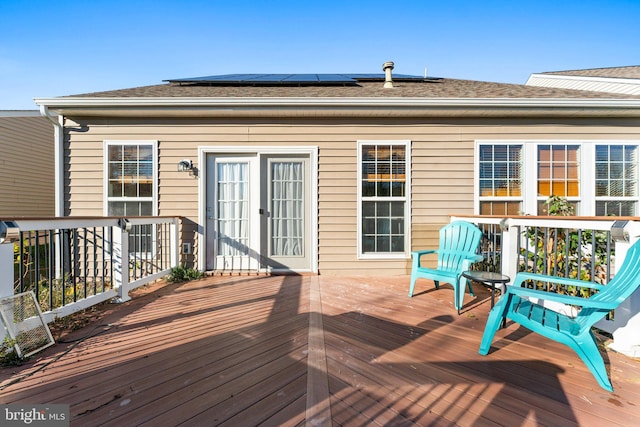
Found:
<box><xmin>577</xmin><ymin>229</ymin><xmax>583</xmax><ymax>281</ymax></box>
<box><xmin>133</xmin><ymin>225</ymin><xmax>138</xmax><ymax>280</ymax></box>
<box><xmin>83</xmin><ymin>227</ymin><xmax>88</xmax><ymax>299</ymax></box>
<box><xmin>101</xmin><ymin>226</ymin><xmax>105</xmax><ymax>293</ymax></box>
<box><xmin>590</xmin><ymin>231</ymin><xmax>596</xmax><ymax>284</ymax></box>
<box><xmin>73</xmin><ymin>229</ymin><xmax>79</xmax><ymax>303</ymax></box>
<box><xmin>34</xmin><ymin>230</ymin><xmax>40</xmax><ymax>302</ymax></box>
<box><xmin>108</xmin><ymin>226</ymin><xmax>114</xmax><ymax>289</ymax></box>
<box><xmin>48</xmin><ymin>230</ymin><xmax>54</xmax><ymax>309</ymax></box>
<box><xmin>92</xmin><ymin>227</ymin><xmax>97</xmax><ymax>296</ymax></box>
<box><xmin>17</xmin><ymin>232</ymin><xmax>24</xmax><ymax>293</ymax></box>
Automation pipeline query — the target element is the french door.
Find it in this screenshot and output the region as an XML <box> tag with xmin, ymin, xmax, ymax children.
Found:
<box><xmin>205</xmin><ymin>153</ymin><xmax>311</xmax><ymax>272</ymax></box>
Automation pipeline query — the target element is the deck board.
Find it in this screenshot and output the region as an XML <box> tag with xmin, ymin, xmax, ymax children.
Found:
<box><xmin>0</xmin><ymin>274</ymin><xmax>638</xmax><ymax>426</ymax></box>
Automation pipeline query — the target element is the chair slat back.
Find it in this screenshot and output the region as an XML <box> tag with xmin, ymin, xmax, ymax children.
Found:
<box><xmin>437</xmin><ymin>221</ymin><xmax>483</xmax><ymax>271</ymax></box>
<box><xmin>591</xmin><ymin>238</ymin><xmax>640</xmax><ymax>305</ymax></box>
<box><xmin>576</xmin><ymin>238</ymin><xmax>640</xmax><ymax>327</ymax></box>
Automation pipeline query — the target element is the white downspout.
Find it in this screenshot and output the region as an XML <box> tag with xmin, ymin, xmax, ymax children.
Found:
<box><xmin>39</xmin><ymin>105</ymin><xmax>64</xmax><ymax>217</ymax></box>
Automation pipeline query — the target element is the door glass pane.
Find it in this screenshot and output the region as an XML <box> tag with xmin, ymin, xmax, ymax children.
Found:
<box><xmin>271</xmin><ymin>161</ymin><xmax>304</xmax><ymax>256</ymax></box>
<box><xmin>217</xmin><ymin>162</ymin><xmax>249</xmax><ymax>256</ymax></box>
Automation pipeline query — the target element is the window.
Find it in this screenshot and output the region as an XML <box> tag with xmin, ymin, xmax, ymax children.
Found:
<box><xmin>105</xmin><ymin>141</ymin><xmax>157</xmax><ymax>253</ymax></box>
<box><xmin>358</xmin><ymin>141</ymin><xmax>410</xmax><ymax>257</ymax></box>
<box><xmin>106</xmin><ymin>142</ymin><xmax>155</xmax><ymax>216</ymax></box>
<box><xmin>537</xmin><ymin>145</ymin><xmax>580</xmax><ymax>214</ymax></box>
<box><xmin>595</xmin><ymin>145</ymin><xmax>638</xmax><ymax>216</ymax></box>
<box><xmin>478</xmin><ymin>144</ymin><xmax>522</xmax><ymax>215</ymax></box>
<box><xmin>477</xmin><ymin>141</ymin><xmax>639</xmax><ymax>216</ymax></box>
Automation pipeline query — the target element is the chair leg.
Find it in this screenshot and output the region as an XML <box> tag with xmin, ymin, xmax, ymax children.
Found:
<box><xmin>466</xmin><ymin>278</ymin><xmax>475</xmax><ymax>297</ymax></box>
<box><xmin>456</xmin><ymin>279</ymin><xmax>465</xmax><ymax>312</ymax></box>
<box><xmin>409</xmin><ymin>275</ymin><xmax>417</xmax><ymax>297</ymax></box>
<box><xmin>479</xmin><ymin>295</ymin><xmax>510</xmax><ymax>355</ymax></box>
<box><xmin>571</xmin><ymin>331</ymin><xmax>613</xmax><ymax>392</ymax></box>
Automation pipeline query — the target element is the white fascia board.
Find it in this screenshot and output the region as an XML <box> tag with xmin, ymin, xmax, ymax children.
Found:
<box><xmin>33</xmin><ymin>96</ymin><xmax>640</xmax><ymax>110</ymax></box>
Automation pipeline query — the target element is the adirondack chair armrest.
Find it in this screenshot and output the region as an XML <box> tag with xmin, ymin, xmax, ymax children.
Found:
<box><xmin>512</xmin><ymin>272</ymin><xmax>606</xmax><ymax>291</ymax></box>
<box><xmin>460</xmin><ymin>255</ymin><xmax>484</xmax><ymax>270</ymax></box>
<box><xmin>411</xmin><ymin>250</ymin><xmax>438</xmax><ymax>269</ymax></box>
<box><xmin>411</xmin><ymin>249</ymin><xmax>438</xmax><ymax>258</ymax></box>
<box><xmin>506</xmin><ymin>286</ymin><xmax>617</xmax><ymax>310</ymax></box>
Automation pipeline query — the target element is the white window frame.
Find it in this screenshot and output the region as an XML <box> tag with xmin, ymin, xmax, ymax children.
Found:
<box><xmin>103</xmin><ymin>140</ymin><xmax>158</xmax><ymax>257</ymax></box>
<box><xmin>103</xmin><ymin>140</ymin><xmax>158</xmax><ymax>217</ymax></box>
<box><xmin>476</xmin><ymin>142</ymin><xmax>525</xmax><ymax>215</ymax></box>
<box><xmin>357</xmin><ymin>140</ymin><xmax>411</xmax><ymax>259</ymax></box>
<box><xmin>593</xmin><ymin>143</ymin><xmax>640</xmax><ymax>216</ymax></box>
<box><xmin>475</xmin><ymin>140</ymin><xmax>640</xmax><ymax>216</ymax></box>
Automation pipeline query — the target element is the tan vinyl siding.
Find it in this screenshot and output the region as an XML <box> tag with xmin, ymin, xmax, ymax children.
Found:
<box><xmin>62</xmin><ymin>117</ymin><xmax>640</xmax><ymax>275</ymax></box>
<box><xmin>0</xmin><ymin>115</ymin><xmax>54</xmax><ymax>217</ymax></box>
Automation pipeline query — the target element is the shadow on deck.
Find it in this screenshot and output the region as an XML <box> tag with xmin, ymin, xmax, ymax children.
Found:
<box><xmin>1</xmin><ymin>274</ymin><xmax>638</xmax><ymax>426</ymax></box>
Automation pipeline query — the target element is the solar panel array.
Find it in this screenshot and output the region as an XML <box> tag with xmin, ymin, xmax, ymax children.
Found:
<box><xmin>165</xmin><ymin>73</ymin><xmax>427</xmax><ymax>85</ymax></box>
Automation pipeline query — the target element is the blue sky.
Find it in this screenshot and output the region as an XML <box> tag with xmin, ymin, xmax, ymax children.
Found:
<box><xmin>1</xmin><ymin>0</ymin><xmax>639</xmax><ymax>109</ymax></box>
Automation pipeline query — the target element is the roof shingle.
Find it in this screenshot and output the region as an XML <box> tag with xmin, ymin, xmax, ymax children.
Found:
<box><xmin>540</xmin><ymin>66</ymin><xmax>640</xmax><ymax>80</ymax></box>
<box><xmin>67</xmin><ymin>78</ymin><xmax>640</xmax><ymax>100</ymax></box>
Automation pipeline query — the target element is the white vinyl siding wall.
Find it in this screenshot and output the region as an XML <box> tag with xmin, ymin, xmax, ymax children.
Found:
<box><xmin>62</xmin><ymin>117</ymin><xmax>640</xmax><ymax>275</ymax></box>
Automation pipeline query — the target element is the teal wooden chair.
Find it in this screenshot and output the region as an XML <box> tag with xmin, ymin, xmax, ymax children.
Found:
<box><xmin>479</xmin><ymin>238</ymin><xmax>640</xmax><ymax>392</ymax></box>
<box><xmin>409</xmin><ymin>221</ymin><xmax>483</xmax><ymax>313</ymax></box>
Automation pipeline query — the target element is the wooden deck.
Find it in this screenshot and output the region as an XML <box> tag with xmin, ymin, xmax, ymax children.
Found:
<box><xmin>1</xmin><ymin>274</ymin><xmax>639</xmax><ymax>426</ymax></box>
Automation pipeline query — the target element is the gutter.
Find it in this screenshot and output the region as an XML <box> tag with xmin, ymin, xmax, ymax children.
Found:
<box><xmin>34</xmin><ymin>96</ymin><xmax>640</xmax><ymax>109</ymax></box>
<box><xmin>39</xmin><ymin>105</ymin><xmax>65</xmax><ymax>217</ymax></box>
<box><xmin>34</xmin><ymin>96</ymin><xmax>640</xmax><ymax>119</ymax></box>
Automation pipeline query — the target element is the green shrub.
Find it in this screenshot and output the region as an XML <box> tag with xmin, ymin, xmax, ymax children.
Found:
<box><xmin>167</xmin><ymin>265</ymin><xmax>203</xmax><ymax>283</ymax></box>
<box><xmin>0</xmin><ymin>337</ymin><xmax>22</xmax><ymax>366</ymax></box>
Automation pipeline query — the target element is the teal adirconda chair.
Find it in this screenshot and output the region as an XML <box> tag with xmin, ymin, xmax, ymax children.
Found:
<box><xmin>409</xmin><ymin>220</ymin><xmax>483</xmax><ymax>313</ymax></box>
<box><xmin>479</xmin><ymin>238</ymin><xmax>640</xmax><ymax>392</ymax></box>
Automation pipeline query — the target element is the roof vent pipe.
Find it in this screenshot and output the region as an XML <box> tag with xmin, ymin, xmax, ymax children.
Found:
<box><xmin>382</xmin><ymin>61</ymin><xmax>394</xmax><ymax>88</ymax></box>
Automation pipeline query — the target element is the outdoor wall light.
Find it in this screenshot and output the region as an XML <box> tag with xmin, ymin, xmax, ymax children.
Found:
<box><xmin>0</xmin><ymin>221</ymin><xmax>20</xmax><ymax>244</ymax></box>
<box><xmin>177</xmin><ymin>159</ymin><xmax>193</xmax><ymax>172</ymax></box>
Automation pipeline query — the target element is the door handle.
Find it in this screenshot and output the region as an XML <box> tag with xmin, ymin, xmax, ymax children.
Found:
<box><xmin>259</xmin><ymin>208</ymin><xmax>264</xmax><ymax>215</ymax></box>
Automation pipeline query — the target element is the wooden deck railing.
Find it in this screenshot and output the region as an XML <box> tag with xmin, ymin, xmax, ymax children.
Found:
<box><xmin>0</xmin><ymin>217</ymin><xmax>181</xmax><ymax>323</ymax></box>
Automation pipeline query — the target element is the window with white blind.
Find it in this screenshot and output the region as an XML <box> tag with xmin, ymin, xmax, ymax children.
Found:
<box><xmin>476</xmin><ymin>141</ymin><xmax>639</xmax><ymax>216</ymax></box>
<box><xmin>104</xmin><ymin>140</ymin><xmax>157</xmax><ymax>253</ymax></box>
<box><xmin>358</xmin><ymin>140</ymin><xmax>411</xmax><ymax>258</ymax></box>
<box><xmin>595</xmin><ymin>145</ymin><xmax>638</xmax><ymax>216</ymax></box>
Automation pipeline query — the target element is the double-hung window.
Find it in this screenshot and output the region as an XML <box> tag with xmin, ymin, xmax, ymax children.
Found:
<box><xmin>595</xmin><ymin>145</ymin><xmax>638</xmax><ymax>216</ymax></box>
<box><xmin>478</xmin><ymin>144</ymin><xmax>523</xmax><ymax>215</ymax></box>
<box><xmin>105</xmin><ymin>140</ymin><xmax>157</xmax><ymax>253</ymax></box>
<box><xmin>476</xmin><ymin>141</ymin><xmax>639</xmax><ymax>216</ymax></box>
<box><xmin>358</xmin><ymin>141</ymin><xmax>410</xmax><ymax>257</ymax></box>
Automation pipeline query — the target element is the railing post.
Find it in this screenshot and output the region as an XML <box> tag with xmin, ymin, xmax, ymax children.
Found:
<box><xmin>112</xmin><ymin>223</ymin><xmax>131</xmax><ymax>303</ymax></box>
<box><xmin>0</xmin><ymin>243</ymin><xmax>14</xmax><ymax>299</ymax></box>
<box><xmin>170</xmin><ymin>218</ymin><xmax>179</xmax><ymax>268</ymax></box>
<box><xmin>500</xmin><ymin>219</ymin><xmax>518</xmax><ymax>284</ymax></box>
<box><xmin>605</xmin><ymin>221</ymin><xmax>640</xmax><ymax>358</ymax></box>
